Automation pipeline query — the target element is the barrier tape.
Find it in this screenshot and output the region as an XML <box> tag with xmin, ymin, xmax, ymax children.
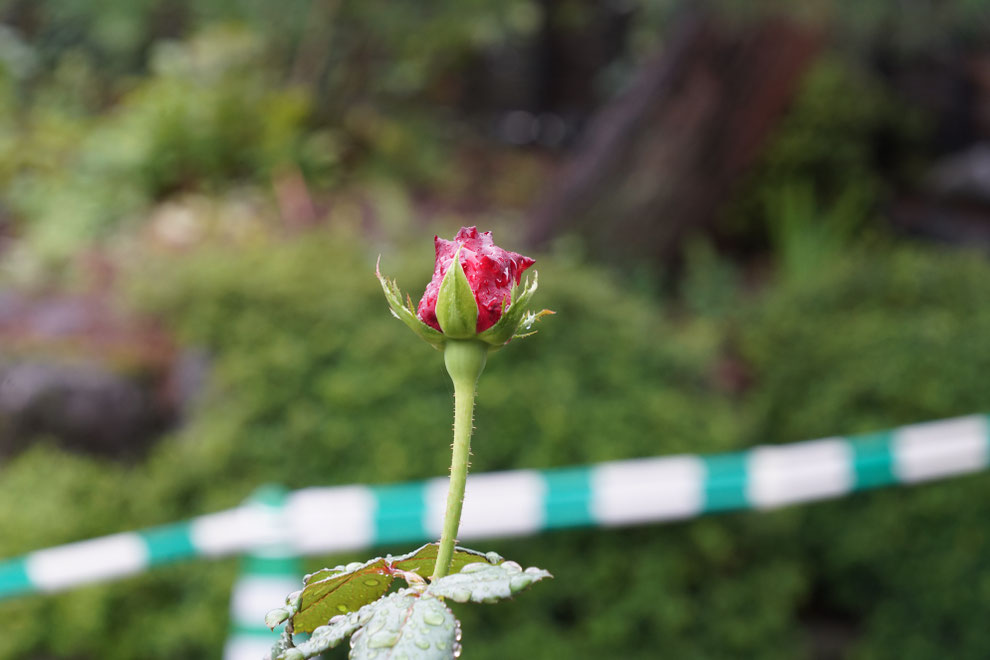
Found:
<box><xmin>222</xmin><ymin>487</ymin><xmax>301</xmax><ymax>660</ymax></box>
<box><xmin>1</xmin><ymin>414</ymin><xmax>987</xmax><ymax>601</ymax></box>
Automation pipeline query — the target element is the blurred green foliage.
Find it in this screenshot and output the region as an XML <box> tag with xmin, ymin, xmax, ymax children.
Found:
<box><xmin>0</xmin><ymin>27</ymin><xmax>314</xmax><ymax>270</ymax></box>
<box><xmin>725</xmin><ymin>56</ymin><xmax>924</xmax><ymax>275</ymax></box>
<box><xmin>0</xmin><ymin>229</ymin><xmax>989</xmax><ymax>659</ymax></box>
<box><xmin>0</xmin><ymin>2</ymin><xmax>989</xmax><ymax>659</ymax></box>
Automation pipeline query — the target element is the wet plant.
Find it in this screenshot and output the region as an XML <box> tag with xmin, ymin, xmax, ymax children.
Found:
<box><xmin>264</xmin><ymin>227</ymin><xmax>553</xmax><ymax>659</ymax></box>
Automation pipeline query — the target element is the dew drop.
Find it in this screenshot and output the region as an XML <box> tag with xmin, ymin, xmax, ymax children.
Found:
<box><xmin>366</xmin><ymin>616</ymin><xmax>385</xmax><ymax>634</ymax></box>
<box><xmin>415</xmin><ymin>638</ymin><xmax>431</xmax><ymax>650</ymax></box>
<box><xmin>449</xmin><ymin>587</ymin><xmax>471</xmax><ymax>603</ymax></box>
<box><xmin>460</xmin><ymin>563</ymin><xmax>489</xmax><ymax>574</ymax></box>
<box><xmin>368</xmin><ymin>631</ymin><xmax>400</xmax><ymax>648</ymax></box>
<box><xmin>336</xmin><ymin>604</ymin><xmax>349</xmax><ymax>613</ymax></box>
<box><xmin>363</xmin><ymin>578</ymin><xmax>380</xmax><ymax>587</ymax></box>
<box><xmin>422</xmin><ymin>610</ymin><xmax>445</xmax><ymax>626</ymax></box>
<box><xmin>510</xmin><ymin>575</ymin><xmax>533</xmax><ymax>592</ymax></box>
<box><xmin>436</xmin><ymin>641</ymin><xmax>447</xmax><ymax>651</ymax></box>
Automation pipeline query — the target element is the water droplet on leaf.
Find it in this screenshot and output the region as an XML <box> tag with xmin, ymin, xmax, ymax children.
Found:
<box><xmin>368</xmin><ymin>631</ymin><xmax>400</xmax><ymax>648</ymax></box>
<box><xmin>422</xmin><ymin>610</ymin><xmax>445</xmax><ymax>626</ymax></box>
<box><xmin>510</xmin><ymin>575</ymin><xmax>533</xmax><ymax>592</ymax></box>
<box><xmin>449</xmin><ymin>587</ymin><xmax>471</xmax><ymax>603</ymax></box>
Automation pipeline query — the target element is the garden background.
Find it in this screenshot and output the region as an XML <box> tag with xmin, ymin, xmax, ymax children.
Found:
<box><xmin>1</xmin><ymin>1</ymin><xmax>990</xmax><ymax>658</ymax></box>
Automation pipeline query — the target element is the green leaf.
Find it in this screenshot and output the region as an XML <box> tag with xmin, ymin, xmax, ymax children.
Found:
<box><xmin>376</xmin><ymin>258</ymin><xmax>446</xmax><ymax>350</ymax></box>
<box><xmin>434</xmin><ymin>247</ymin><xmax>478</xmax><ymax>338</ymax></box>
<box><xmin>391</xmin><ymin>543</ymin><xmax>503</xmax><ymax>578</ymax></box>
<box><xmin>278</xmin><ymin>545</ymin><xmax>502</xmax><ymax>634</ymax></box>
<box><xmin>350</xmin><ymin>592</ymin><xmax>460</xmax><ymax>660</ymax></box>
<box><xmin>277</xmin><ymin>603</ymin><xmax>370</xmax><ymax>659</ymax></box>
<box><xmin>427</xmin><ymin>561</ymin><xmax>552</xmax><ymax>604</ymax></box>
<box><xmin>280</xmin><ymin>590</ymin><xmax>460</xmax><ymax>660</ymax></box>
<box><xmin>289</xmin><ymin>558</ymin><xmax>394</xmax><ymax>633</ymax></box>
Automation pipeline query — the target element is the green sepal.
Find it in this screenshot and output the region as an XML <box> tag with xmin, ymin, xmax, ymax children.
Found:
<box><xmin>434</xmin><ymin>247</ymin><xmax>479</xmax><ymax>338</ymax></box>
<box><xmin>477</xmin><ymin>271</ymin><xmax>544</xmax><ymax>348</ymax></box>
<box><xmin>376</xmin><ymin>258</ymin><xmax>445</xmax><ymax>350</ymax></box>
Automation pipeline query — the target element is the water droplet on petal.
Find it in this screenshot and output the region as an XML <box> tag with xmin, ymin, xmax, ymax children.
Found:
<box><xmin>415</xmin><ymin>638</ymin><xmax>431</xmax><ymax>650</ymax></box>
<box><xmin>436</xmin><ymin>641</ymin><xmax>447</xmax><ymax>651</ymax></box>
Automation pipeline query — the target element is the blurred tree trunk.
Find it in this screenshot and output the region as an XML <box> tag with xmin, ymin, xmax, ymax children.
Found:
<box><xmin>526</xmin><ymin>11</ymin><xmax>823</xmax><ymax>267</ymax></box>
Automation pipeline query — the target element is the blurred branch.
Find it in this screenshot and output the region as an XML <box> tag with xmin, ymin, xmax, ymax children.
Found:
<box><xmin>290</xmin><ymin>0</ymin><xmax>340</xmax><ymax>86</ymax></box>
<box><xmin>526</xmin><ymin>9</ymin><xmax>823</xmax><ymax>267</ymax></box>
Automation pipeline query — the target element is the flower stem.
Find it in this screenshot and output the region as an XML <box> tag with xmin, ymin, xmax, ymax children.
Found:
<box><xmin>432</xmin><ymin>339</ymin><xmax>487</xmax><ymax>581</ymax></box>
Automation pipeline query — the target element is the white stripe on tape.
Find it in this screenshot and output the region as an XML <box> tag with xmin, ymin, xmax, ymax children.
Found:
<box><xmin>230</xmin><ymin>575</ymin><xmax>301</xmax><ymax>626</ymax></box>
<box><xmin>590</xmin><ymin>456</ymin><xmax>704</xmax><ymax>525</ymax></box>
<box><xmin>425</xmin><ymin>471</ymin><xmax>546</xmax><ymax>539</ymax></box>
<box><xmin>25</xmin><ymin>532</ymin><xmax>149</xmax><ymax>591</ymax></box>
<box><xmin>894</xmin><ymin>415</ymin><xmax>989</xmax><ymax>483</ymax></box>
<box><xmin>223</xmin><ymin>634</ymin><xmax>278</xmax><ymax>660</ymax></box>
<box><xmin>747</xmin><ymin>437</ymin><xmax>853</xmax><ymax>508</ymax></box>
<box><xmin>286</xmin><ymin>487</ymin><xmax>376</xmax><ymax>553</ymax></box>
<box><xmin>191</xmin><ymin>507</ymin><xmax>281</xmax><ymax>557</ymax></box>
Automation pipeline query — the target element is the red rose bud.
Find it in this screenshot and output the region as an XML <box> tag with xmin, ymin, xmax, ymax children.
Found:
<box><xmin>376</xmin><ymin>227</ymin><xmax>550</xmax><ymax>349</ymax></box>
<box><xmin>417</xmin><ymin>227</ymin><xmax>534</xmax><ymax>334</ymax></box>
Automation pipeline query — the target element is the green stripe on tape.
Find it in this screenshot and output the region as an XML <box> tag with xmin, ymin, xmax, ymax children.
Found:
<box><xmin>242</xmin><ymin>555</ymin><xmax>300</xmax><ymax>576</ymax></box>
<box><xmin>703</xmin><ymin>452</ymin><xmax>749</xmax><ymax>512</ymax></box>
<box><xmin>372</xmin><ymin>483</ymin><xmax>428</xmax><ymax>544</ymax></box>
<box><xmin>850</xmin><ymin>432</ymin><xmax>897</xmax><ymax>490</ymax></box>
<box><xmin>542</xmin><ymin>467</ymin><xmax>594</xmax><ymax>529</ymax></box>
<box><xmin>231</xmin><ymin>624</ymin><xmax>281</xmax><ymax>638</ymax></box>
<box><xmin>0</xmin><ymin>558</ymin><xmax>31</xmax><ymax>598</ymax></box>
<box><xmin>140</xmin><ymin>523</ymin><xmax>196</xmax><ymax>565</ymax></box>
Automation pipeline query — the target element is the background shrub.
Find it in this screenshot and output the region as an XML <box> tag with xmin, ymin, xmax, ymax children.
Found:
<box><xmin>1</xmin><ymin>230</ymin><xmax>988</xmax><ymax>658</ymax></box>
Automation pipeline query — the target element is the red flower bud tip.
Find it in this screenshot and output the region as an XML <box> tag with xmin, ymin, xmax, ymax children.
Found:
<box><xmin>417</xmin><ymin>227</ymin><xmax>535</xmax><ymax>333</ymax></box>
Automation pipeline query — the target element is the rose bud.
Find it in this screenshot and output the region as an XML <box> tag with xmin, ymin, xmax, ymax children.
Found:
<box><xmin>377</xmin><ymin>227</ymin><xmax>551</xmax><ymax>350</ymax></box>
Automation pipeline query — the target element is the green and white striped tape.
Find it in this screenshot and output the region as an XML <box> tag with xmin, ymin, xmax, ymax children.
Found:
<box><xmin>223</xmin><ymin>487</ymin><xmax>302</xmax><ymax>660</ymax></box>
<box><xmin>1</xmin><ymin>414</ymin><xmax>987</xmax><ymax>602</ymax></box>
